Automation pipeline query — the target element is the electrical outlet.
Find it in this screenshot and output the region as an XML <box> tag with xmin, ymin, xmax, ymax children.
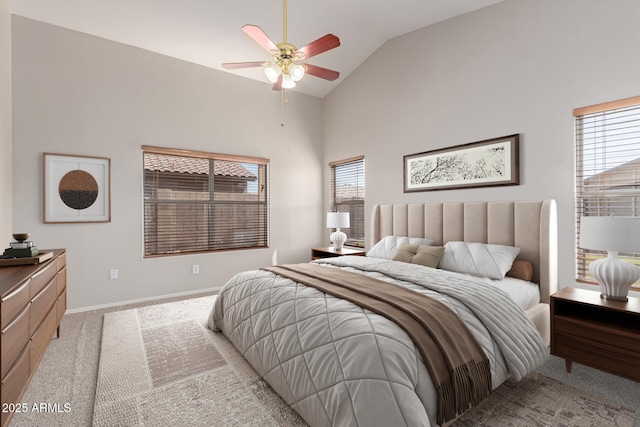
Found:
<box><xmin>110</xmin><ymin>269</ymin><xmax>118</xmax><ymax>280</ymax></box>
<box><xmin>192</xmin><ymin>264</ymin><xmax>199</xmax><ymax>274</ymax></box>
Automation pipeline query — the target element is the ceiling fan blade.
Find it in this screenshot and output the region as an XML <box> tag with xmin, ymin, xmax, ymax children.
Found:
<box><xmin>222</xmin><ymin>61</ymin><xmax>265</xmax><ymax>69</ymax></box>
<box><xmin>242</xmin><ymin>24</ymin><xmax>278</xmax><ymax>53</ymax></box>
<box><xmin>305</xmin><ymin>64</ymin><xmax>340</xmax><ymax>81</ymax></box>
<box><xmin>297</xmin><ymin>34</ymin><xmax>340</xmax><ymax>60</ymax></box>
<box><xmin>272</xmin><ymin>75</ymin><xmax>283</xmax><ymax>91</ymax></box>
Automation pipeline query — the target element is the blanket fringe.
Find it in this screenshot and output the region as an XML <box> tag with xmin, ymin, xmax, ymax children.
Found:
<box><xmin>437</xmin><ymin>359</ymin><xmax>492</xmax><ymax>425</ymax></box>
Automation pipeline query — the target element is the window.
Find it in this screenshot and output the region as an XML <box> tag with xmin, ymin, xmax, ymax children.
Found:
<box><xmin>330</xmin><ymin>156</ymin><xmax>365</xmax><ymax>248</ymax></box>
<box><xmin>143</xmin><ymin>146</ymin><xmax>268</xmax><ymax>257</ymax></box>
<box><xmin>574</xmin><ymin>96</ymin><xmax>640</xmax><ymax>287</ymax></box>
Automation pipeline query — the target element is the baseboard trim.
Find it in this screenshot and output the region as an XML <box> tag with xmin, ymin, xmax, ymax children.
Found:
<box><xmin>66</xmin><ymin>287</ymin><xmax>222</xmax><ymax>314</ymax></box>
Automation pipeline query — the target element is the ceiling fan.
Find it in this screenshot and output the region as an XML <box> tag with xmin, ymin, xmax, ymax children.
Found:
<box><xmin>222</xmin><ymin>0</ymin><xmax>341</xmax><ymax>91</ymax></box>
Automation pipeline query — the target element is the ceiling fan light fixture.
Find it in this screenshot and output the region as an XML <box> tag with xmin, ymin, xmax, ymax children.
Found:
<box><xmin>282</xmin><ymin>74</ymin><xmax>296</xmax><ymax>89</ymax></box>
<box><xmin>222</xmin><ymin>0</ymin><xmax>340</xmax><ymax>105</ymax></box>
<box><xmin>264</xmin><ymin>63</ymin><xmax>282</xmax><ymax>82</ymax></box>
<box><xmin>290</xmin><ymin>64</ymin><xmax>305</xmax><ymax>81</ymax></box>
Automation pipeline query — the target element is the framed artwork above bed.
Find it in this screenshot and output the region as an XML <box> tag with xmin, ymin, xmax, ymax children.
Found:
<box><xmin>404</xmin><ymin>134</ymin><xmax>520</xmax><ymax>192</ymax></box>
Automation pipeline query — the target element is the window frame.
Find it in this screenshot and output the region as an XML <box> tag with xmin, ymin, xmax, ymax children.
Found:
<box><xmin>142</xmin><ymin>145</ymin><xmax>269</xmax><ymax>258</ymax></box>
<box><xmin>329</xmin><ymin>156</ymin><xmax>365</xmax><ymax>248</ymax></box>
<box><xmin>574</xmin><ymin>96</ymin><xmax>640</xmax><ymax>289</ymax></box>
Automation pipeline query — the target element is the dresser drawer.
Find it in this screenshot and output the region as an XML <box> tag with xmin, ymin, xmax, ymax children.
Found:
<box><xmin>1</xmin><ymin>305</ymin><xmax>29</xmax><ymax>379</ymax></box>
<box><xmin>56</xmin><ymin>252</ymin><xmax>66</xmax><ymax>273</ymax></box>
<box><xmin>1</xmin><ymin>280</ymin><xmax>30</xmax><ymax>329</ymax></box>
<box><xmin>56</xmin><ymin>265</ymin><xmax>67</xmax><ymax>296</ymax></box>
<box><xmin>29</xmin><ymin>261</ymin><xmax>57</xmax><ymax>299</ymax></box>
<box><xmin>1</xmin><ymin>343</ymin><xmax>29</xmax><ymax>404</ymax></box>
<box><xmin>29</xmin><ymin>278</ymin><xmax>57</xmax><ymax>336</ymax></box>
<box><xmin>30</xmin><ymin>307</ymin><xmax>56</xmax><ymax>372</ymax></box>
<box><xmin>56</xmin><ymin>287</ymin><xmax>67</xmax><ymax>324</ymax></box>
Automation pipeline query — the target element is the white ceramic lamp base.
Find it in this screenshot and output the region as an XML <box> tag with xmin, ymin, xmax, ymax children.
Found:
<box><xmin>330</xmin><ymin>229</ymin><xmax>347</xmax><ymax>251</ymax></box>
<box><xmin>590</xmin><ymin>251</ymin><xmax>639</xmax><ymax>302</ymax></box>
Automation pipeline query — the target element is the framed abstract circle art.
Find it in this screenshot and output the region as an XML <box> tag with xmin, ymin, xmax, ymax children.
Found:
<box><xmin>43</xmin><ymin>153</ymin><xmax>111</xmax><ymax>223</ymax></box>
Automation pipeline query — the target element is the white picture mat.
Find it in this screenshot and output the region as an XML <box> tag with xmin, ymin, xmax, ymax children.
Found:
<box><xmin>44</xmin><ymin>153</ymin><xmax>111</xmax><ymax>223</ymax></box>
<box><xmin>406</xmin><ymin>141</ymin><xmax>513</xmax><ymax>190</ymax></box>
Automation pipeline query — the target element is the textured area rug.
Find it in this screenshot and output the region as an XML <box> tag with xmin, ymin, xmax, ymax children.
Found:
<box><xmin>94</xmin><ymin>295</ymin><xmax>637</xmax><ymax>427</ymax></box>
<box><xmin>452</xmin><ymin>373</ymin><xmax>637</xmax><ymax>426</ymax></box>
<box><xmin>92</xmin><ymin>295</ymin><xmax>306</xmax><ymax>427</ymax></box>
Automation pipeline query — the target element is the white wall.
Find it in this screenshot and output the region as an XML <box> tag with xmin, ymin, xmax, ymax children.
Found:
<box><xmin>12</xmin><ymin>16</ymin><xmax>326</xmax><ymax>310</ymax></box>
<box><xmin>323</xmin><ymin>0</ymin><xmax>640</xmax><ymax>293</ymax></box>
<box><xmin>12</xmin><ymin>1</ymin><xmax>640</xmax><ymax>310</ymax></box>
<box><xmin>0</xmin><ymin>0</ymin><xmax>11</xmax><ymax>242</ymax></box>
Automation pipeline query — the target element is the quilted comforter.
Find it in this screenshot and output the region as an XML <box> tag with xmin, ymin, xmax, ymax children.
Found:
<box><xmin>208</xmin><ymin>256</ymin><xmax>548</xmax><ymax>427</ymax></box>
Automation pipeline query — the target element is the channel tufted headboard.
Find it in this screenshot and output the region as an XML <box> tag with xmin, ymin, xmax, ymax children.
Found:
<box><xmin>370</xmin><ymin>200</ymin><xmax>558</xmax><ymax>303</ymax></box>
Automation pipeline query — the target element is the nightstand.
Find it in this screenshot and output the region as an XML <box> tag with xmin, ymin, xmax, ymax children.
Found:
<box><xmin>550</xmin><ymin>287</ymin><xmax>640</xmax><ymax>382</ymax></box>
<box><xmin>311</xmin><ymin>247</ymin><xmax>366</xmax><ymax>260</ymax></box>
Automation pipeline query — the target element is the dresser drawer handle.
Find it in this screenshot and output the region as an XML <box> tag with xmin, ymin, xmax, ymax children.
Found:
<box><xmin>1</xmin><ymin>305</ymin><xmax>29</xmax><ymax>335</ymax></box>
<box><xmin>31</xmin><ymin>267</ymin><xmax>49</xmax><ymax>279</ymax></box>
<box><xmin>1</xmin><ymin>281</ymin><xmax>29</xmax><ymax>303</ymax></box>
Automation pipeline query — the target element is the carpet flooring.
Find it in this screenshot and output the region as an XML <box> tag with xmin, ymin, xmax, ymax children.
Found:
<box><xmin>93</xmin><ymin>295</ymin><xmax>637</xmax><ymax>427</ymax></box>
<box><xmin>10</xmin><ymin>292</ymin><xmax>640</xmax><ymax>426</ymax></box>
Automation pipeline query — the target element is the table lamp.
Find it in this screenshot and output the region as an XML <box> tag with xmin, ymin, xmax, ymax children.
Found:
<box><xmin>579</xmin><ymin>216</ymin><xmax>640</xmax><ymax>302</ymax></box>
<box><xmin>327</xmin><ymin>212</ymin><xmax>350</xmax><ymax>251</ymax></box>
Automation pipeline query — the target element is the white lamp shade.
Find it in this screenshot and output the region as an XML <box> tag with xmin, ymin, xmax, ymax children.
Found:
<box><xmin>282</xmin><ymin>74</ymin><xmax>296</xmax><ymax>89</ymax></box>
<box><xmin>290</xmin><ymin>64</ymin><xmax>305</xmax><ymax>81</ymax></box>
<box><xmin>264</xmin><ymin>64</ymin><xmax>281</xmax><ymax>83</ymax></box>
<box><xmin>327</xmin><ymin>212</ymin><xmax>350</xmax><ymax>229</ymax></box>
<box><xmin>580</xmin><ymin>216</ymin><xmax>640</xmax><ymax>253</ymax></box>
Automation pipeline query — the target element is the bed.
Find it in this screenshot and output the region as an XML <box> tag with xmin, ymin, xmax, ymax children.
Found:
<box><xmin>208</xmin><ymin>199</ymin><xmax>558</xmax><ymax>427</ymax></box>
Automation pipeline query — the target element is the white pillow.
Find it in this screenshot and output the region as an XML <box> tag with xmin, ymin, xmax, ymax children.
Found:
<box><xmin>367</xmin><ymin>236</ymin><xmax>434</xmax><ymax>260</ymax></box>
<box><xmin>438</xmin><ymin>241</ymin><xmax>521</xmax><ymax>280</ymax></box>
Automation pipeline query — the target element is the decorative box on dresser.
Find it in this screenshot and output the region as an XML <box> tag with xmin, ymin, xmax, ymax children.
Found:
<box><xmin>551</xmin><ymin>286</ymin><xmax>640</xmax><ymax>383</ymax></box>
<box><xmin>0</xmin><ymin>249</ymin><xmax>66</xmax><ymax>427</ymax></box>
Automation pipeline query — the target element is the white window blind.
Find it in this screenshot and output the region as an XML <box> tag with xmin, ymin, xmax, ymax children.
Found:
<box><xmin>330</xmin><ymin>156</ymin><xmax>365</xmax><ymax>248</ymax></box>
<box><xmin>143</xmin><ymin>146</ymin><xmax>269</xmax><ymax>257</ymax></box>
<box><xmin>575</xmin><ymin>96</ymin><xmax>640</xmax><ymax>287</ymax></box>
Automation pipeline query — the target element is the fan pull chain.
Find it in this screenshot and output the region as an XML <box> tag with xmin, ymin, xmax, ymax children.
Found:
<box><xmin>281</xmin><ymin>89</ymin><xmax>288</xmax><ymax>127</ymax></box>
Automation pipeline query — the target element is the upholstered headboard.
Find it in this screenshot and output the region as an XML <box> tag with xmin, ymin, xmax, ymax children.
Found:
<box><xmin>370</xmin><ymin>200</ymin><xmax>558</xmax><ymax>303</ymax></box>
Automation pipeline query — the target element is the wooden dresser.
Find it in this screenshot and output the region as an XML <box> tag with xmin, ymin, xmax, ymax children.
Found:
<box><xmin>0</xmin><ymin>249</ymin><xmax>66</xmax><ymax>427</ymax></box>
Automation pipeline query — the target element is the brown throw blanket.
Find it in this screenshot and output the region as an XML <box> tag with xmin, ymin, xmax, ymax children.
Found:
<box><xmin>264</xmin><ymin>263</ymin><xmax>491</xmax><ymax>424</ymax></box>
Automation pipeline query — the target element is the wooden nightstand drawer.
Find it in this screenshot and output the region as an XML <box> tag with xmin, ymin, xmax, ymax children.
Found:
<box><xmin>554</xmin><ymin>332</ymin><xmax>640</xmax><ymax>380</ymax></box>
<box><xmin>554</xmin><ymin>316</ymin><xmax>640</xmax><ymax>353</ymax></box>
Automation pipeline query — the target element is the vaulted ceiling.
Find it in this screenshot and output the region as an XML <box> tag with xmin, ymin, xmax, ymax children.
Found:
<box><xmin>10</xmin><ymin>0</ymin><xmax>503</xmax><ymax>98</ymax></box>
